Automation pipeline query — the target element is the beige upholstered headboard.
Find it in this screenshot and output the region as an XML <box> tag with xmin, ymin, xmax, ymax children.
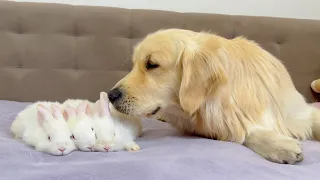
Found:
<box><xmin>0</xmin><ymin>1</ymin><xmax>319</xmax><ymax>102</ymax></box>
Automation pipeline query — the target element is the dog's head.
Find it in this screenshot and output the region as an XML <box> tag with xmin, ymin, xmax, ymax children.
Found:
<box><xmin>108</xmin><ymin>29</ymin><xmax>228</xmax><ymax>117</ymax></box>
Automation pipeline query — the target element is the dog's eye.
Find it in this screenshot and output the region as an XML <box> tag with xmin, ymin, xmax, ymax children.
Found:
<box><xmin>146</xmin><ymin>60</ymin><xmax>159</xmax><ymax>70</ymax></box>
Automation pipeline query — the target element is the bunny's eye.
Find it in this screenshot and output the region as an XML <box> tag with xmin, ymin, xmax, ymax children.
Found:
<box><xmin>48</xmin><ymin>136</ymin><xmax>51</xmax><ymax>141</ymax></box>
<box><xmin>70</xmin><ymin>135</ymin><xmax>76</xmax><ymax>140</ymax></box>
<box><xmin>91</xmin><ymin>128</ymin><xmax>94</xmax><ymax>131</ymax></box>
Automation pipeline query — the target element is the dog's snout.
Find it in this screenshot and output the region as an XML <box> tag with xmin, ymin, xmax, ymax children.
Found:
<box><xmin>108</xmin><ymin>88</ymin><xmax>123</xmax><ymax>103</ymax></box>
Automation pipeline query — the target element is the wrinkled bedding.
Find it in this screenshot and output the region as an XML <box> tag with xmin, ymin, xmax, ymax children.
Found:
<box><xmin>1</xmin><ymin>100</ymin><xmax>319</xmax><ymax>180</ymax></box>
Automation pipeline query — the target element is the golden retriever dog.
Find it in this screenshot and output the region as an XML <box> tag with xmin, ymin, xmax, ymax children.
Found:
<box><xmin>108</xmin><ymin>28</ymin><xmax>320</xmax><ymax>164</ymax></box>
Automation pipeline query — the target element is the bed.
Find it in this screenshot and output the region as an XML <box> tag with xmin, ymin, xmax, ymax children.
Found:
<box><xmin>0</xmin><ymin>101</ymin><xmax>320</xmax><ymax>180</ymax></box>
<box><xmin>1</xmin><ymin>100</ymin><xmax>320</xmax><ymax>180</ymax></box>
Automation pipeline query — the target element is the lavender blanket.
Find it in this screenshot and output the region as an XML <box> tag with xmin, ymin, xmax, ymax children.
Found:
<box><xmin>1</xmin><ymin>101</ymin><xmax>320</xmax><ymax>180</ymax></box>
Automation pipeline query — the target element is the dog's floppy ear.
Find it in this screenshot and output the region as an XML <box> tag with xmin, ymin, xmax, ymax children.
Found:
<box><xmin>178</xmin><ymin>46</ymin><xmax>228</xmax><ymax>115</ymax></box>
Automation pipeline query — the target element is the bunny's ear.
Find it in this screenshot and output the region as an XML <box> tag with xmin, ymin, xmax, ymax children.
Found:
<box><xmin>99</xmin><ymin>92</ymin><xmax>111</xmax><ymax>117</ymax></box>
<box><xmin>92</xmin><ymin>100</ymin><xmax>99</xmax><ymax>116</ymax></box>
<box><xmin>76</xmin><ymin>101</ymin><xmax>90</xmax><ymax>116</ymax></box>
<box><xmin>51</xmin><ymin>104</ymin><xmax>64</xmax><ymax>120</ymax></box>
<box><xmin>64</xmin><ymin>105</ymin><xmax>76</xmax><ymax>121</ymax></box>
<box><xmin>37</xmin><ymin>104</ymin><xmax>52</xmax><ymax>125</ymax></box>
<box><xmin>86</xmin><ymin>103</ymin><xmax>92</xmax><ymax>116</ymax></box>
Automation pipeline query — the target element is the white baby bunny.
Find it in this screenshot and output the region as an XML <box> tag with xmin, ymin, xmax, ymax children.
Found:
<box><xmin>62</xmin><ymin>99</ymin><xmax>96</xmax><ymax>152</ymax></box>
<box><xmin>92</xmin><ymin>92</ymin><xmax>142</xmax><ymax>152</ymax></box>
<box><xmin>10</xmin><ymin>102</ymin><xmax>77</xmax><ymax>156</ymax></box>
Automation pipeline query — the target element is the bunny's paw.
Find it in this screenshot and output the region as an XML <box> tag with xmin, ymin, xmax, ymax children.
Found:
<box><xmin>125</xmin><ymin>142</ymin><xmax>140</xmax><ymax>152</ymax></box>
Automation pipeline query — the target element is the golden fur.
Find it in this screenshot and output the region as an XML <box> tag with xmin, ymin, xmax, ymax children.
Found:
<box><xmin>111</xmin><ymin>29</ymin><xmax>320</xmax><ymax>164</ymax></box>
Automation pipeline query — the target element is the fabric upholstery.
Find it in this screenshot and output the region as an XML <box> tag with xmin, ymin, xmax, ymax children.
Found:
<box><xmin>1</xmin><ymin>100</ymin><xmax>320</xmax><ymax>180</ymax></box>
<box><xmin>0</xmin><ymin>1</ymin><xmax>319</xmax><ymax>102</ymax></box>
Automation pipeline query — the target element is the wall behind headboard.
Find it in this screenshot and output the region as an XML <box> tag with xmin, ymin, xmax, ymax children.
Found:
<box><xmin>8</xmin><ymin>0</ymin><xmax>320</xmax><ymax>20</ymax></box>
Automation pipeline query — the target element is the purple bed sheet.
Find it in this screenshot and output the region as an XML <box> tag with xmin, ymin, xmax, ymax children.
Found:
<box><xmin>1</xmin><ymin>100</ymin><xmax>320</xmax><ymax>180</ymax></box>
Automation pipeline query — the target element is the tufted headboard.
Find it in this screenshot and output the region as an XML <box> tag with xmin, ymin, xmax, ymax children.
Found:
<box><xmin>0</xmin><ymin>1</ymin><xmax>320</xmax><ymax>102</ymax></box>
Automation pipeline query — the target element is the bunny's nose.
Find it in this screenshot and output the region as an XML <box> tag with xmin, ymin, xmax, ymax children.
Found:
<box><xmin>104</xmin><ymin>145</ymin><xmax>111</xmax><ymax>152</ymax></box>
<box><xmin>108</xmin><ymin>88</ymin><xmax>123</xmax><ymax>104</ymax></box>
<box><xmin>59</xmin><ymin>148</ymin><xmax>66</xmax><ymax>152</ymax></box>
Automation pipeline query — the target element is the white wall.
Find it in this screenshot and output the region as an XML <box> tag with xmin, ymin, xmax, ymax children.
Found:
<box><xmin>9</xmin><ymin>0</ymin><xmax>320</xmax><ymax>20</ymax></box>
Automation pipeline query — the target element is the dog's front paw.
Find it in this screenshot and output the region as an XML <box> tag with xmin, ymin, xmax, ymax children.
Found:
<box><xmin>245</xmin><ymin>129</ymin><xmax>304</xmax><ymax>165</ymax></box>
<box><xmin>264</xmin><ymin>138</ymin><xmax>303</xmax><ymax>164</ymax></box>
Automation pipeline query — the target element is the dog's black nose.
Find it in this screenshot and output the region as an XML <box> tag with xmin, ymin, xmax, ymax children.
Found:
<box><xmin>108</xmin><ymin>88</ymin><xmax>123</xmax><ymax>103</ymax></box>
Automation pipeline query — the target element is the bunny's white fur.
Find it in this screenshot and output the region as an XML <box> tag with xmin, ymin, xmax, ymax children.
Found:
<box><xmin>11</xmin><ymin>101</ymin><xmax>76</xmax><ymax>155</ymax></box>
<box><xmin>62</xmin><ymin>99</ymin><xmax>96</xmax><ymax>152</ymax></box>
<box><xmin>92</xmin><ymin>92</ymin><xmax>142</xmax><ymax>152</ymax></box>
